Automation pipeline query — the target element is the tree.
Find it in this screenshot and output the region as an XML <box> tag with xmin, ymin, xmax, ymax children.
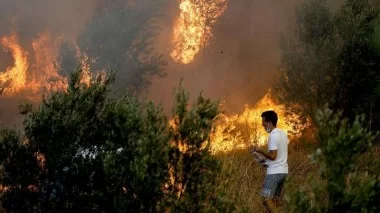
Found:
<box><xmin>78</xmin><ymin>0</ymin><xmax>168</xmax><ymax>93</ymax></box>
<box><xmin>333</xmin><ymin>0</ymin><xmax>380</xmax><ymax>122</ymax></box>
<box><xmin>286</xmin><ymin>106</ymin><xmax>380</xmax><ymax>212</ymax></box>
<box><xmin>0</xmin><ymin>69</ymin><xmax>231</xmax><ymax>212</ymax></box>
<box><xmin>275</xmin><ymin>0</ymin><xmax>336</xmax><ymax>122</ymax></box>
<box><xmin>275</xmin><ymin>0</ymin><xmax>380</xmax><ymax>127</ymax></box>
<box><xmin>58</xmin><ymin>0</ymin><xmax>168</xmax><ymax>94</ymax></box>
<box><xmin>164</xmin><ymin>85</ymin><xmax>234</xmax><ymax>212</ymax></box>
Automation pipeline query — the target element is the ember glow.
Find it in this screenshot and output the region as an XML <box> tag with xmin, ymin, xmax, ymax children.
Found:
<box><xmin>210</xmin><ymin>92</ymin><xmax>310</xmax><ymax>154</ymax></box>
<box><xmin>171</xmin><ymin>0</ymin><xmax>227</xmax><ymax>64</ymax></box>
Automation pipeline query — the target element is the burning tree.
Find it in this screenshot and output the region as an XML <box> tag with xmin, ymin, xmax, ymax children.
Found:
<box><xmin>164</xmin><ymin>86</ymin><xmax>234</xmax><ymax>212</ymax></box>
<box><xmin>171</xmin><ymin>0</ymin><xmax>228</xmax><ymax>64</ymax></box>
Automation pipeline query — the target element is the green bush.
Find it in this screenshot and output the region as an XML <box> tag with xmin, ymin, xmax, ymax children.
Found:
<box><xmin>286</xmin><ymin>106</ymin><xmax>380</xmax><ymax>212</ymax></box>
<box><xmin>0</xmin><ymin>69</ymin><xmax>232</xmax><ymax>212</ymax></box>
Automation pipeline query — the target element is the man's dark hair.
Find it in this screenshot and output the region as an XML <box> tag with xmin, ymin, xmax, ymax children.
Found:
<box><xmin>261</xmin><ymin>110</ymin><xmax>278</xmax><ymax>126</ymax></box>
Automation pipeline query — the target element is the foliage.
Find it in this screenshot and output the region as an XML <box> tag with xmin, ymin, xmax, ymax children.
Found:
<box><xmin>164</xmin><ymin>85</ymin><xmax>234</xmax><ymax>212</ymax></box>
<box><xmin>0</xmin><ymin>69</ymin><xmax>231</xmax><ymax>212</ymax></box>
<box><xmin>286</xmin><ymin>106</ymin><xmax>380</xmax><ymax>212</ymax></box>
<box><xmin>275</xmin><ymin>0</ymin><xmax>380</xmax><ymax>128</ymax></box>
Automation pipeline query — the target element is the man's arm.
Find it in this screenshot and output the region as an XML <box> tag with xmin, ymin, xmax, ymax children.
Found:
<box><xmin>254</xmin><ymin>132</ymin><xmax>280</xmax><ymax>161</ymax></box>
<box><xmin>254</xmin><ymin>148</ymin><xmax>277</xmax><ymax>161</ymax></box>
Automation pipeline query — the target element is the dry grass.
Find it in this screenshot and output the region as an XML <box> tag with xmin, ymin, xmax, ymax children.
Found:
<box><xmin>214</xmin><ymin>143</ymin><xmax>319</xmax><ymax>212</ymax></box>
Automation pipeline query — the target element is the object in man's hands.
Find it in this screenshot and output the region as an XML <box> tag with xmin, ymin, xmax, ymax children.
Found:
<box><xmin>251</xmin><ymin>150</ymin><xmax>266</xmax><ymax>164</ymax></box>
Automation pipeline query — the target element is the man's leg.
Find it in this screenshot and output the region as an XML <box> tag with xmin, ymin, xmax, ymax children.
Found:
<box><xmin>263</xmin><ymin>199</ymin><xmax>277</xmax><ymax>213</ymax></box>
<box><xmin>274</xmin><ymin>185</ymin><xmax>284</xmax><ymax>207</ymax></box>
<box><xmin>261</xmin><ymin>175</ymin><xmax>278</xmax><ymax>213</ymax></box>
<box><xmin>273</xmin><ymin>174</ymin><xmax>287</xmax><ymax>207</ymax></box>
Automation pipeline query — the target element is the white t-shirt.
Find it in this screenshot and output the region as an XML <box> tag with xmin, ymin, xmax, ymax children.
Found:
<box><xmin>265</xmin><ymin>128</ymin><xmax>289</xmax><ymax>174</ymax></box>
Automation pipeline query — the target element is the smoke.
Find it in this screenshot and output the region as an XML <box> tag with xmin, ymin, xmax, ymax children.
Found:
<box><xmin>0</xmin><ymin>0</ymin><xmax>98</xmax><ymax>47</ymax></box>
<box><xmin>147</xmin><ymin>0</ymin><xmax>349</xmax><ymax>115</ymax></box>
<box><xmin>0</xmin><ymin>0</ymin><xmax>346</xmax><ymax>127</ymax></box>
<box><xmin>75</xmin><ymin>0</ymin><xmax>168</xmax><ymax>92</ymax></box>
<box><xmin>0</xmin><ymin>0</ymin><xmax>100</xmax><ymax>127</ymax></box>
<box><xmin>0</xmin><ymin>0</ymin><xmax>168</xmax><ymax>127</ymax></box>
<box><xmin>147</xmin><ymin>0</ymin><xmax>306</xmax><ymax>114</ymax></box>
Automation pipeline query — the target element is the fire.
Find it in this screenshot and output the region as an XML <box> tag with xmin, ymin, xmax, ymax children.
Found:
<box><xmin>35</xmin><ymin>152</ymin><xmax>46</xmax><ymax>169</ymax></box>
<box><xmin>210</xmin><ymin>92</ymin><xmax>310</xmax><ymax>154</ymax></box>
<box><xmin>167</xmin><ymin>91</ymin><xmax>309</xmax><ymax>155</ymax></box>
<box><xmin>171</xmin><ymin>0</ymin><xmax>227</xmax><ymax>64</ymax></box>
<box><xmin>0</xmin><ymin>32</ymin><xmax>97</xmax><ymax>100</ymax></box>
<box><xmin>0</xmin><ymin>32</ymin><xmax>67</xmax><ymax>97</ymax></box>
<box><xmin>74</xmin><ymin>44</ymin><xmax>92</xmax><ymax>86</ymax></box>
<box><xmin>30</xmin><ymin>32</ymin><xmax>67</xmax><ymax>94</ymax></box>
<box><xmin>0</xmin><ymin>34</ymin><xmax>28</xmax><ymax>94</ymax></box>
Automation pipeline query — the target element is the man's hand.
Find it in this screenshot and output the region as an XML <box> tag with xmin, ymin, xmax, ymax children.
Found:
<box><xmin>252</xmin><ymin>146</ymin><xmax>261</xmax><ymax>154</ymax></box>
<box><xmin>249</xmin><ymin>146</ymin><xmax>258</xmax><ymax>155</ymax></box>
<box><xmin>252</xmin><ymin>146</ymin><xmax>277</xmax><ymax>161</ymax></box>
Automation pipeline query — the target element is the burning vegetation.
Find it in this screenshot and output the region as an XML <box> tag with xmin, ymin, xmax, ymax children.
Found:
<box><xmin>171</xmin><ymin>0</ymin><xmax>227</xmax><ymax>64</ymax></box>
<box><xmin>0</xmin><ymin>32</ymin><xmax>95</xmax><ymax>100</ymax></box>
<box><xmin>0</xmin><ymin>34</ymin><xmax>29</xmax><ymax>95</ymax></box>
<box><xmin>0</xmin><ymin>0</ymin><xmax>379</xmax><ymax>212</ymax></box>
<box><xmin>210</xmin><ymin>92</ymin><xmax>310</xmax><ymax>154</ymax></box>
<box><xmin>0</xmin><ymin>0</ymin><xmax>308</xmax><ymax>153</ymax></box>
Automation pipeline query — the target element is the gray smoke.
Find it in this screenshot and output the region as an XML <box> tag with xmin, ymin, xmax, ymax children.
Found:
<box><xmin>148</xmin><ymin>0</ymin><xmax>305</xmax><ymax>114</ymax></box>
<box><xmin>0</xmin><ymin>0</ymin><xmax>346</xmax><ymax>127</ymax></box>
<box><xmin>0</xmin><ymin>0</ymin><xmax>98</xmax><ymax>127</ymax></box>
<box><xmin>0</xmin><ymin>0</ymin><xmax>168</xmax><ymax>127</ymax></box>
<box><xmin>147</xmin><ymin>0</ymin><xmax>348</xmax><ymax>114</ymax></box>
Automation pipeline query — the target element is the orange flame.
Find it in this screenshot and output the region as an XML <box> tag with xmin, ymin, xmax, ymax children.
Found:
<box><xmin>0</xmin><ymin>32</ymin><xmax>98</xmax><ymax>100</ymax></box>
<box><xmin>30</xmin><ymin>32</ymin><xmax>67</xmax><ymax>94</ymax></box>
<box><xmin>171</xmin><ymin>0</ymin><xmax>227</xmax><ymax>64</ymax></box>
<box><xmin>0</xmin><ymin>34</ymin><xmax>28</xmax><ymax>94</ymax></box>
<box><xmin>167</xmin><ymin>92</ymin><xmax>310</xmax><ymax>154</ymax></box>
<box><xmin>210</xmin><ymin>92</ymin><xmax>310</xmax><ymax>154</ymax></box>
<box><xmin>74</xmin><ymin>44</ymin><xmax>92</xmax><ymax>86</ymax></box>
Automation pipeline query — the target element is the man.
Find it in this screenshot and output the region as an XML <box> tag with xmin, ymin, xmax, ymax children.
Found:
<box><xmin>252</xmin><ymin>110</ymin><xmax>288</xmax><ymax>213</ymax></box>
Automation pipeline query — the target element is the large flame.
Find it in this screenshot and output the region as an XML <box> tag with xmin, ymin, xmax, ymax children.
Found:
<box><xmin>210</xmin><ymin>92</ymin><xmax>310</xmax><ymax>154</ymax></box>
<box><xmin>0</xmin><ymin>34</ymin><xmax>28</xmax><ymax>94</ymax></box>
<box><xmin>30</xmin><ymin>32</ymin><xmax>67</xmax><ymax>94</ymax></box>
<box><xmin>171</xmin><ymin>0</ymin><xmax>227</xmax><ymax>64</ymax></box>
<box><xmin>168</xmin><ymin>91</ymin><xmax>310</xmax><ymax>154</ymax></box>
<box><xmin>0</xmin><ymin>32</ymin><xmax>96</xmax><ymax>99</ymax></box>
